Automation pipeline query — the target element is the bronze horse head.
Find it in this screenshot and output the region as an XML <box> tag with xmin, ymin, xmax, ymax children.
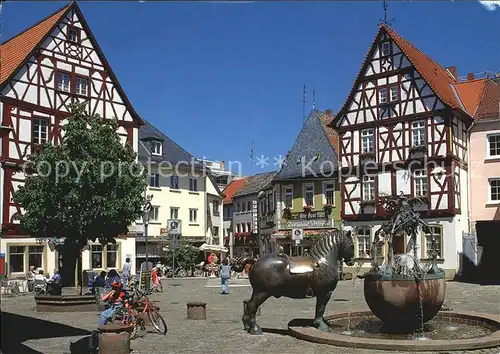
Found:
<box><xmin>237</xmin><ymin>229</ymin><xmax>354</xmax><ymax>335</ymax></box>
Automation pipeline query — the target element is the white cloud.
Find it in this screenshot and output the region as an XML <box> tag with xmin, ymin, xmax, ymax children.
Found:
<box><xmin>479</xmin><ymin>1</ymin><xmax>500</xmax><ymax>11</ymax></box>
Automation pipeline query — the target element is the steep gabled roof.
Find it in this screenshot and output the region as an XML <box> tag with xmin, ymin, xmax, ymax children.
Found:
<box><xmin>455</xmin><ymin>78</ymin><xmax>500</xmax><ymax>121</ymax></box>
<box><xmin>455</xmin><ymin>79</ymin><xmax>488</xmax><ymax>117</ymax></box>
<box><xmin>0</xmin><ymin>4</ymin><xmax>71</xmax><ymax>86</ymax></box>
<box><xmin>234</xmin><ymin>172</ymin><xmax>276</xmax><ymax>198</ymax></box>
<box><xmin>276</xmin><ymin>110</ymin><xmax>339</xmax><ymax>180</ymax></box>
<box><xmin>138</xmin><ymin>120</ymin><xmax>203</xmax><ymax>169</ymax></box>
<box><xmin>0</xmin><ymin>2</ymin><xmax>144</xmax><ymax>125</ymax></box>
<box><xmin>334</xmin><ymin>24</ymin><xmax>470</xmax><ymax>126</ymax></box>
<box><xmin>222</xmin><ymin>178</ymin><xmax>248</xmax><ymax>204</ymax></box>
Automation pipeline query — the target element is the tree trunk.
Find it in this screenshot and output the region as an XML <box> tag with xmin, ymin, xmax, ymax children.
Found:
<box><xmin>60</xmin><ymin>242</ymin><xmax>80</xmax><ymax>289</ymax></box>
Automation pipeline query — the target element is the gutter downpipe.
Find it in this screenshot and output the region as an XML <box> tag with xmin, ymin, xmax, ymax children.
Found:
<box><xmin>466</xmin><ymin>120</ymin><xmax>475</xmax><ymax>233</ymax></box>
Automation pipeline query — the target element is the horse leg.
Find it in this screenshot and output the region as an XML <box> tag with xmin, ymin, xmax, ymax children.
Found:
<box><xmin>243</xmin><ymin>291</ymin><xmax>270</xmax><ymax>335</ymax></box>
<box><xmin>312</xmin><ymin>290</ymin><xmax>332</xmax><ymax>332</ymax></box>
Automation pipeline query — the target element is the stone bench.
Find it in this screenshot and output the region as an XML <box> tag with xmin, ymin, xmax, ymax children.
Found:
<box><xmin>187</xmin><ymin>302</ymin><xmax>206</xmax><ymax>320</ymax></box>
<box><xmin>98</xmin><ymin>324</ymin><xmax>133</xmax><ymax>354</ymax></box>
<box><xmin>35</xmin><ymin>294</ymin><xmax>98</xmax><ymax>312</ymax></box>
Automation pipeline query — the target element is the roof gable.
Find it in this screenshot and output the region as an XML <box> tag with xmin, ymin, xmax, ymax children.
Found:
<box><xmin>455</xmin><ymin>79</ymin><xmax>488</xmax><ymax>117</ymax></box>
<box><xmin>276</xmin><ymin>110</ymin><xmax>338</xmax><ymax>180</ymax></box>
<box><xmin>0</xmin><ymin>2</ymin><xmax>144</xmax><ymax>125</ymax></box>
<box><xmin>0</xmin><ymin>4</ymin><xmax>71</xmax><ymax>86</ymax></box>
<box><xmin>334</xmin><ymin>25</ymin><xmax>469</xmax><ymax>128</ymax></box>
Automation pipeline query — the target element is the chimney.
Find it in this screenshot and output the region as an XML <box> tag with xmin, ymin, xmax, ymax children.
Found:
<box><xmin>220</xmin><ymin>161</ymin><xmax>225</xmax><ymax>169</ymax></box>
<box><xmin>446</xmin><ymin>66</ymin><xmax>457</xmax><ymax>79</ymax></box>
<box><xmin>325</xmin><ymin>109</ymin><xmax>333</xmax><ymax>116</ymax></box>
<box><xmin>467</xmin><ymin>73</ymin><xmax>475</xmax><ymax>81</ymax></box>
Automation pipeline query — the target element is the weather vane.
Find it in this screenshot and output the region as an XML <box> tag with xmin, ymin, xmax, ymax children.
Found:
<box><xmin>379</xmin><ymin>0</ymin><xmax>395</xmax><ymax>27</ymax></box>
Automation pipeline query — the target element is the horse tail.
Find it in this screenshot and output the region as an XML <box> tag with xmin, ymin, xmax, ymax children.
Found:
<box><xmin>232</xmin><ymin>253</ymin><xmax>257</xmax><ymax>273</ymax></box>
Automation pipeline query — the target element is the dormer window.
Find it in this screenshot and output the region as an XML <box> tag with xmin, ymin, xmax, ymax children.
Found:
<box><xmin>67</xmin><ymin>26</ymin><xmax>80</xmax><ymax>43</ymax></box>
<box><xmin>381</xmin><ymin>42</ymin><xmax>390</xmax><ymax>57</ymax></box>
<box><xmin>151</xmin><ymin>140</ymin><xmax>162</xmax><ymax>155</ymax></box>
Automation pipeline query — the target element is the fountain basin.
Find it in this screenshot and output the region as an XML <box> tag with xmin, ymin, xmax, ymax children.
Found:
<box><xmin>363</xmin><ymin>272</ymin><xmax>446</xmax><ymax>328</ymax></box>
<box><xmin>288</xmin><ymin>311</ymin><xmax>500</xmax><ymax>351</ymax></box>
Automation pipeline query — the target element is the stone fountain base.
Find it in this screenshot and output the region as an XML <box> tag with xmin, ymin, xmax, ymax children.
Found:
<box><xmin>363</xmin><ymin>272</ymin><xmax>446</xmax><ymax>328</ymax></box>
<box><xmin>288</xmin><ymin>311</ymin><xmax>500</xmax><ymax>351</ymax></box>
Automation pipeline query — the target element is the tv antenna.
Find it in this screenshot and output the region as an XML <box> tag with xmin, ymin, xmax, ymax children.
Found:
<box><xmin>301</xmin><ymin>84</ymin><xmax>307</xmax><ymax>124</ymax></box>
<box><xmin>249</xmin><ymin>140</ymin><xmax>255</xmax><ymax>173</ymax></box>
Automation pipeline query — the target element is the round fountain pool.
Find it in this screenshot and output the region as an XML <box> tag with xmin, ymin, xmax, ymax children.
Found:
<box><xmin>288</xmin><ymin>311</ymin><xmax>500</xmax><ymax>351</ymax></box>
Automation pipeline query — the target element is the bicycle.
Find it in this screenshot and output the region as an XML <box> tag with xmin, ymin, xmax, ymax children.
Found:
<box><xmin>111</xmin><ymin>284</ymin><xmax>167</xmax><ymax>337</ymax></box>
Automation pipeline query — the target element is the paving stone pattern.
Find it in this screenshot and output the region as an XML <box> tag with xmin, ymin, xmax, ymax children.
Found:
<box><xmin>1</xmin><ymin>279</ymin><xmax>499</xmax><ymax>354</ymax></box>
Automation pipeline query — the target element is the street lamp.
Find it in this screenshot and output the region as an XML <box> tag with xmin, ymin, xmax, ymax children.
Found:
<box><xmin>142</xmin><ymin>194</ymin><xmax>153</xmax><ymax>292</ymax></box>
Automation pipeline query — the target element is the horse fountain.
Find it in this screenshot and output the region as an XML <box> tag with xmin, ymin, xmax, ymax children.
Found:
<box><xmin>234</xmin><ymin>229</ymin><xmax>355</xmax><ymax>335</ymax></box>
<box><xmin>267</xmin><ymin>193</ymin><xmax>500</xmax><ymax>351</ymax></box>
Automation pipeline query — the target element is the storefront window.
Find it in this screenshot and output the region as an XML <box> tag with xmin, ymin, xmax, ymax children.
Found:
<box><xmin>28</xmin><ymin>245</ymin><xmax>44</xmax><ymax>270</ymax></box>
<box><xmin>91</xmin><ymin>245</ymin><xmax>103</xmax><ymax>268</ymax></box>
<box><xmin>107</xmin><ymin>244</ymin><xmax>119</xmax><ymax>268</ymax></box>
<box><xmin>9</xmin><ymin>246</ymin><xmax>25</xmax><ymax>273</ymax></box>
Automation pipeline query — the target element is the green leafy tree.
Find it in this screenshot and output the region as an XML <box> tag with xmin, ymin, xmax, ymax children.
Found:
<box><xmin>13</xmin><ymin>103</ymin><xmax>147</xmax><ymax>287</ymax></box>
<box><xmin>164</xmin><ymin>243</ymin><xmax>202</xmax><ymax>271</ymax></box>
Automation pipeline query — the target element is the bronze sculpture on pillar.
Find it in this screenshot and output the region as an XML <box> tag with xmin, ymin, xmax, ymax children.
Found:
<box><xmin>234</xmin><ymin>229</ymin><xmax>355</xmax><ymax>335</ymax></box>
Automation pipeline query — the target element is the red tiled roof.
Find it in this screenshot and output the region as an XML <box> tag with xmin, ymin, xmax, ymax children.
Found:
<box><xmin>0</xmin><ymin>4</ymin><xmax>71</xmax><ymax>86</ymax></box>
<box><xmin>455</xmin><ymin>79</ymin><xmax>488</xmax><ymax>117</ymax></box>
<box><xmin>334</xmin><ymin>24</ymin><xmax>471</xmax><ymax>124</ymax></box>
<box><xmin>383</xmin><ymin>25</ymin><xmax>466</xmax><ymax>114</ymax></box>
<box><xmin>316</xmin><ymin>111</ymin><xmax>339</xmax><ymax>152</ymax></box>
<box><xmin>222</xmin><ymin>178</ymin><xmax>247</xmax><ymax>204</ymax></box>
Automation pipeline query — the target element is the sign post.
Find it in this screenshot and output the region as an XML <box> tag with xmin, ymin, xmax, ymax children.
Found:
<box><xmin>292</xmin><ymin>228</ymin><xmax>304</xmax><ymax>256</ymax></box>
<box><xmin>168</xmin><ymin>219</ymin><xmax>181</xmax><ymax>278</ymax></box>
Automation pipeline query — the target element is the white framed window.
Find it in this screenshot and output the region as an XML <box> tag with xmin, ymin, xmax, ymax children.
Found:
<box><xmin>303</xmin><ymin>183</ymin><xmax>315</xmax><ymax>207</ymax></box>
<box><xmin>357</xmin><ymin>228</ymin><xmax>371</xmax><ymax>258</ymax></box>
<box><xmin>189</xmin><ymin>178</ymin><xmax>198</xmax><ymax>191</ymax></box>
<box><xmin>379</xmin><ymin>87</ymin><xmax>388</xmax><ymax>104</ymax></box>
<box><xmin>33</xmin><ymin>118</ymin><xmax>48</xmax><ymax>144</ymax></box>
<box><xmin>56</xmin><ymin>72</ymin><xmax>70</xmax><ymax>92</ymax></box>
<box><xmin>151</xmin><ymin>140</ymin><xmax>162</xmax><ymax>155</ymax></box>
<box><xmin>151</xmin><ymin>206</ymin><xmax>160</xmax><ymax>221</ymax></box>
<box><xmin>423</xmin><ymin>225</ymin><xmax>442</xmax><ymax>258</ymax></box>
<box><xmin>381</xmin><ymin>42</ymin><xmax>390</xmax><ymax>56</ymax></box>
<box><xmin>67</xmin><ymin>26</ymin><xmax>79</xmax><ymax>43</ymax></box>
<box><xmin>8</xmin><ymin>245</ymin><xmax>46</xmax><ymax>274</ymax></box>
<box><xmin>189</xmin><ymin>208</ymin><xmax>198</xmax><ymax>223</ymax></box>
<box><xmin>389</xmin><ymin>85</ymin><xmax>399</xmax><ymax>102</ymax></box>
<box><xmin>323</xmin><ymin>181</ymin><xmax>335</xmax><ymax>205</ymax></box>
<box><xmin>412</xmin><ymin>121</ymin><xmax>426</xmax><ymax>147</ymax></box>
<box><xmin>150</xmin><ymin>173</ymin><xmax>159</xmax><ymax>188</ymax></box>
<box><xmin>488</xmin><ymin>178</ymin><xmax>500</xmax><ymax>203</ymax></box>
<box><xmin>91</xmin><ymin>244</ymin><xmax>119</xmax><ymax>269</ymax></box>
<box><xmin>362</xmin><ymin>176</ymin><xmax>375</xmax><ymax>201</ymax></box>
<box><xmin>170</xmin><ymin>207</ymin><xmax>179</xmax><ymax>219</ymax></box>
<box><xmin>487</xmin><ymin>133</ymin><xmax>500</xmax><ymax>158</ymax></box>
<box><xmin>106</xmin><ymin>244</ymin><xmax>119</xmax><ymax>268</ymax></box>
<box><xmin>361</xmin><ymin>129</ymin><xmax>374</xmax><ymax>153</ymax></box>
<box><xmin>170</xmin><ymin>176</ymin><xmax>179</xmax><ymax>189</ymax></box>
<box><xmin>91</xmin><ymin>245</ymin><xmax>103</xmax><ymax>268</ymax></box>
<box><xmin>283</xmin><ymin>185</ymin><xmax>293</xmax><ymax>208</ymax></box>
<box><xmin>414</xmin><ymin>169</ymin><xmax>427</xmax><ymax>197</ymax></box>
<box><xmin>75</xmin><ymin>77</ymin><xmax>88</xmax><ymax>96</ymax></box>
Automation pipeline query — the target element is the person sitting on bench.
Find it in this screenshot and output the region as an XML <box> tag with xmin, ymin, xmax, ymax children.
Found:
<box><xmin>46</xmin><ymin>269</ymin><xmax>62</xmax><ymax>295</ymax></box>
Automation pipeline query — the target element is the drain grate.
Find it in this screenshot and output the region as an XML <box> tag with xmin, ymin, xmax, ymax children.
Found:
<box><xmin>169</xmin><ymin>284</ymin><xmax>183</xmax><ymax>287</ymax></box>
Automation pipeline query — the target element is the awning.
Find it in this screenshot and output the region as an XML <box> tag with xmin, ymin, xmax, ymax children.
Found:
<box><xmin>199</xmin><ymin>243</ymin><xmax>228</xmax><ymax>253</ymax></box>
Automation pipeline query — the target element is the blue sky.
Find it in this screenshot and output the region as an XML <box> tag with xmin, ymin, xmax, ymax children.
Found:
<box><xmin>2</xmin><ymin>1</ymin><xmax>499</xmax><ymax>176</ymax></box>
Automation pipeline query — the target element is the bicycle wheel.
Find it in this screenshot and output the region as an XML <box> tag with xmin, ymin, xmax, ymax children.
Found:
<box><xmin>148</xmin><ymin>308</ymin><xmax>167</xmax><ymax>334</ymax></box>
<box><xmin>177</xmin><ymin>268</ymin><xmax>188</xmax><ymax>278</ymax></box>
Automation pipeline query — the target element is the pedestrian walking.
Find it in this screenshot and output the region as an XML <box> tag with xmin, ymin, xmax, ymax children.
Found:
<box><xmin>122</xmin><ymin>258</ymin><xmax>131</xmax><ymax>287</ymax></box>
<box><xmin>219</xmin><ymin>258</ymin><xmax>231</xmax><ymax>295</ymax></box>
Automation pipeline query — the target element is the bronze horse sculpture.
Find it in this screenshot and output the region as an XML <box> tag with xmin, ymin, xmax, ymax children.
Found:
<box><xmin>234</xmin><ymin>229</ymin><xmax>355</xmax><ymax>335</ymax></box>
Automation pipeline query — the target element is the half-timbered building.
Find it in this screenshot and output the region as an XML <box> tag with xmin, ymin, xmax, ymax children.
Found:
<box><xmin>333</xmin><ymin>24</ymin><xmax>474</xmax><ymax>279</ymax></box>
<box><xmin>0</xmin><ymin>3</ymin><xmax>142</xmax><ymax>279</ymax></box>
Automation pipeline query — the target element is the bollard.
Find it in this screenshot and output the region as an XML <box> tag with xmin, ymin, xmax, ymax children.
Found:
<box><xmin>186</xmin><ymin>302</ymin><xmax>207</xmax><ymax>320</ymax></box>
<box><xmin>97</xmin><ymin>323</ymin><xmax>133</xmax><ymax>354</ymax></box>
<box><xmin>243</xmin><ymin>299</ymin><xmax>261</xmax><ymax>316</ymax></box>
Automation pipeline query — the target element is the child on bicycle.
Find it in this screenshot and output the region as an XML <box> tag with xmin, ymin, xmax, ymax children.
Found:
<box><xmin>99</xmin><ymin>281</ymin><xmax>128</xmax><ymax>325</ymax></box>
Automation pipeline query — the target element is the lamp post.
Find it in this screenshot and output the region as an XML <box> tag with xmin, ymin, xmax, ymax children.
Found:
<box><xmin>142</xmin><ymin>195</ymin><xmax>153</xmax><ymax>292</ymax></box>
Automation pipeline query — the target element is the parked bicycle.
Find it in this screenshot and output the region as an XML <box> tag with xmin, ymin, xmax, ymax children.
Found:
<box><xmin>165</xmin><ymin>266</ymin><xmax>188</xmax><ymax>278</ymax></box>
<box><xmin>109</xmin><ymin>284</ymin><xmax>167</xmax><ymax>339</ymax></box>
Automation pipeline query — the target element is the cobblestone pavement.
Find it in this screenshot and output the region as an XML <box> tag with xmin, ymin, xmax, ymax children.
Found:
<box><xmin>1</xmin><ymin>279</ymin><xmax>499</xmax><ymax>354</ymax></box>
